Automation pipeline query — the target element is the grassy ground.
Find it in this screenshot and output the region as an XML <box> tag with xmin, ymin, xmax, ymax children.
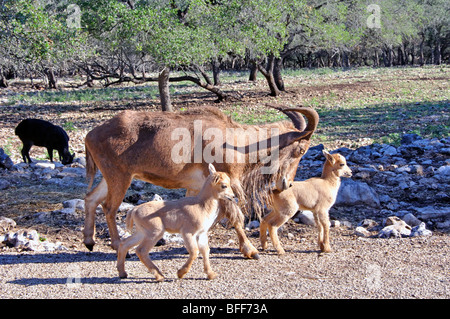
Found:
<box><xmin>1</xmin><ymin>65</ymin><xmax>449</xmax><ymax>154</ymax></box>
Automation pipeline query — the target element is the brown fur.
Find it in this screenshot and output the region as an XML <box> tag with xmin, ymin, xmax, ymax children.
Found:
<box><xmin>83</xmin><ymin>105</ymin><xmax>318</xmax><ymax>259</ymax></box>
<box><xmin>116</xmin><ymin>164</ymin><xmax>234</xmax><ymax>281</ymax></box>
<box><xmin>260</xmin><ymin>150</ymin><xmax>352</xmax><ymax>254</ymax></box>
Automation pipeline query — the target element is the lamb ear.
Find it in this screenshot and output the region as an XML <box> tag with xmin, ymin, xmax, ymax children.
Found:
<box><xmin>322</xmin><ymin>150</ymin><xmax>335</xmax><ymax>164</ymax></box>
<box><xmin>208</xmin><ymin>163</ymin><xmax>216</xmax><ymax>175</ymax></box>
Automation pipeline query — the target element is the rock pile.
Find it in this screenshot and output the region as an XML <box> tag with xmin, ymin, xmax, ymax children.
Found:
<box><xmin>296</xmin><ymin>133</ymin><xmax>449</xmax><ymax>235</ymax></box>
<box><xmin>0</xmin><ymin>216</ymin><xmax>67</xmax><ymax>251</ymax></box>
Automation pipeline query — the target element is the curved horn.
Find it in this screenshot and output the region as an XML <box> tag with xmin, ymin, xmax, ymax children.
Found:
<box><xmin>282</xmin><ymin>107</ymin><xmax>319</xmax><ymax>134</ymax></box>
<box><xmin>266</xmin><ymin>104</ymin><xmax>307</xmax><ymax>131</ymax></box>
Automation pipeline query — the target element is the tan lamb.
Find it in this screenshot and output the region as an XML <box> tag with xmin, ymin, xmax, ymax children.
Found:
<box><xmin>117</xmin><ymin>164</ymin><xmax>235</xmax><ymax>281</ymax></box>
<box><xmin>260</xmin><ymin>150</ymin><xmax>352</xmax><ymax>254</ymax></box>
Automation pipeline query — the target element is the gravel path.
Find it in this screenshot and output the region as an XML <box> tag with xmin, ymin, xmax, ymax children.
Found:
<box><xmin>1</xmin><ymin>225</ymin><xmax>448</xmax><ymax>299</ymax></box>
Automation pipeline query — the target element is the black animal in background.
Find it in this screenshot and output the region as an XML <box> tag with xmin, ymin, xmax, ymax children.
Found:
<box><xmin>15</xmin><ymin>119</ymin><xmax>74</xmax><ymax>165</ymax></box>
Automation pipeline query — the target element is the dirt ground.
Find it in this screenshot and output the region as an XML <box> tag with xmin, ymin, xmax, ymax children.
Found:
<box><xmin>0</xmin><ymin>224</ymin><xmax>448</xmax><ymax>300</ymax></box>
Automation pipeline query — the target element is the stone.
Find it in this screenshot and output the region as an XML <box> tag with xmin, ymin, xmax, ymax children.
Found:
<box><xmin>378</xmin><ymin>225</ymin><xmax>411</xmax><ymax>238</ymax></box>
<box><xmin>358</xmin><ymin>219</ymin><xmax>378</xmax><ymax>230</ymax></box>
<box><xmin>340</xmin><ymin>220</ymin><xmax>353</xmax><ymax>228</ymax></box>
<box><xmin>385</xmin><ymin>216</ymin><xmax>402</xmax><ymax>226</ymax></box>
<box><xmin>0</xmin><ymin>216</ymin><xmax>16</xmax><ymax>231</ymax></box>
<box><xmin>349</xmin><ymin>152</ymin><xmax>370</xmax><ymax>164</ymax></box>
<box><xmin>152</xmin><ymin>194</ymin><xmax>164</xmax><ymax>202</ymax></box>
<box><xmin>335</xmin><ymin>179</ymin><xmax>380</xmax><ymax>208</ymax></box>
<box><xmin>435</xmin><ymin>220</ymin><xmax>450</xmax><ymax>231</ymax></box>
<box><xmin>381</xmin><ymin>145</ymin><xmax>397</xmax><ymax>156</ymax></box>
<box><xmin>0</xmin><ymin>178</ymin><xmax>11</xmax><ymax>190</ymax></box>
<box><xmin>0</xmin><ymin>148</ymin><xmax>14</xmax><ymax>169</ymax></box>
<box><xmin>57</xmin><ymin>167</ymin><xmax>85</xmax><ymax>178</ymax></box>
<box><xmin>398</xmin><ymin>181</ymin><xmax>409</xmax><ymax>190</ymax></box>
<box><xmin>435</xmin><ymin>165</ymin><xmax>450</xmax><ymax>180</ymax></box>
<box><xmin>4</xmin><ymin>229</ymin><xmax>40</xmax><ymax>248</ymax></box>
<box><xmin>63</xmin><ymin>199</ymin><xmax>85</xmax><ymax>211</ymax></box>
<box><xmin>117</xmin><ymin>225</ymin><xmax>131</xmax><ymax>238</ymax></box>
<box><xmin>401</xmin><ymin>133</ymin><xmax>421</xmax><ymax>145</ymax></box>
<box><xmin>246</xmin><ymin>220</ymin><xmax>260</xmax><ymax>230</ymax></box>
<box><xmin>378</xmin><ymin>217</ymin><xmax>412</xmax><ymax>238</ymax></box>
<box><xmin>416</xmin><ymin>206</ymin><xmax>450</xmax><ymax>220</ymax></box>
<box><xmin>296</xmin><ymin>210</ymin><xmax>316</xmax><ymax>226</ymax></box>
<box><xmin>75</xmin><ymin>156</ymin><xmax>86</xmax><ymax>167</ymax></box>
<box><xmin>410</xmin><ymin>223</ymin><xmax>432</xmax><ymax>237</ymax></box>
<box><xmin>59</xmin><ymin>207</ymin><xmax>76</xmax><ymax>215</ymax></box>
<box><xmin>118</xmin><ymin>202</ymin><xmax>135</xmax><ymax>213</ymax></box>
<box><xmin>162</xmin><ymin>232</ymin><xmax>184</xmax><ymax>245</ymax></box>
<box><xmin>396</xmin><ymin>165</ymin><xmax>412</xmax><ymax>173</ymax></box>
<box><xmin>330</xmin><ymin>220</ymin><xmax>340</xmax><ymax>228</ymax></box>
<box><xmin>402</xmin><ymin>213</ymin><xmax>422</xmax><ymax>227</ymax></box>
<box><xmin>355</xmin><ymin>226</ymin><xmax>371</xmax><ymax>237</ymax></box>
<box><xmin>34</xmin><ymin>162</ymin><xmax>56</xmax><ymax>170</ymax></box>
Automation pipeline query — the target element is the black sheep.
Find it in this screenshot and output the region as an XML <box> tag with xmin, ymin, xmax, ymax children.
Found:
<box><xmin>15</xmin><ymin>119</ymin><xmax>74</xmax><ymax>165</ymax></box>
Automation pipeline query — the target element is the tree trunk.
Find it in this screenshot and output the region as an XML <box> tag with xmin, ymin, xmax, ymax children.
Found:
<box><xmin>434</xmin><ymin>34</ymin><xmax>442</xmax><ymax>65</ymax></box>
<box><xmin>383</xmin><ymin>46</ymin><xmax>393</xmax><ymax>67</ymax></box>
<box><xmin>44</xmin><ymin>67</ymin><xmax>57</xmax><ymax>89</ymax></box>
<box><xmin>158</xmin><ymin>67</ymin><xmax>173</xmax><ymax>112</ymax></box>
<box><xmin>212</xmin><ymin>59</ymin><xmax>222</xmax><ymax>86</ymax></box>
<box><xmin>342</xmin><ymin>51</ymin><xmax>350</xmax><ymax>68</ymax></box>
<box><xmin>0</xmin><ymin>67</ymin><xmax>8</xmax><ymax>88</ymax></box>
<box><xmin>273</xmin><ymin>57</ymin><xmax>285</xmax><ymax>91</ymax></box>
<box><xmin>257</xmin><ymin>55</ymin><xmax>281</xmax><ymax>97</ymax></box>
<box><xmin>419</xmin><ymin>37</ymin><xmax>425</xmax><ymax>66</ymax></box>
<box><xmin>307</xmin><ymin>52</ymin><xmax>313</xmax><ymax>68</ymax></box>
<box><xmin>248</xmin><ymin>63</ymin><xmax>258</xmax><ymax>81</ymax></box>
<box><xmin>397</xmin><ymin>46</ymin><xmax>405</xmax><ymax>65</ymax></box>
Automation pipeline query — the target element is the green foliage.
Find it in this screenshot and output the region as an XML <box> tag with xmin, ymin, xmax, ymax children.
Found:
<box><xmin>2</xmin><ymin>0</ymin><xmax>88</xmax><ymax>68</ymax></box>
<box><xmin>1</xmin><ymin>0</ymin><xmax>448</xmax><ymax>93</ymax></box>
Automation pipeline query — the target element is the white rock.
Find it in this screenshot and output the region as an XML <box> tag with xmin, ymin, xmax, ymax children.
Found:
<box><xmin>382</xmin><ymin>145</ymin><xmax>397</xmax><ymax>156</ymax></box>
<box><xmin>396</xmin><ymin>166</ymin><xmax>412</xmax><ymax>173</ymax></box>
<box><xmin>63</xmin><ymin>199</ymin><xmax>85</xmax><ymax>210</ymax></box>
<box><xmin>33</xmin><ymin>162</ymin><xmax>56</xmax><ymax>170</ymax></box>
<box><xmin>435</xmin><ymin>165</ymin><xmax>450</xmax><ymax>179</ymax></box>
<box><xmin>355</xmin><ymin>226</ymin><xmax>371</xmax><ymax>237</ymax></box>
<box><xmin>59</xmin><ymin>207</ymin><xmax>76</xmax><ymax>215</ymax></box>
<box><xmin>330</xmin><ymin>220</ymin><xmax>340</xmax><ymax>228</ymax></box>
<box><xmin>336</xmin><ymin>179</ymin><xmax>380</xmax><ymax>208</ymax></box>
<box><xmin>359</xmin><ymin>219</ymin><xmax>378</xmax><ymax>229</ymax></box>
<box><xmin>246</xmin><ymin>220</ymin><xmax>260</xmax><ymax>230</ymax></box>
<box><xmin>410</xmin><ymin>223</ymin><xmax>432</xmax><ymax>237</ymax></box>
<box><xmin>163</xmin><ymin>232</ymin><xmax>184</xmax><ymax>244</ymax></box>
<box><xmin>151</xmin><ymin>194</ymin><xmax>164</xmax><ymax>201</ymax></box>
<box><xmin>117</xmin><ymin>225</ymin><xmax>131</xmax><ymax>238</ymax></box>
<box><xmin>297</xmin><ymin>210</ymin><xmax>316</xmax><ymax>226</ymax></box>
<box><xmin>0</xmin><ymin>216</ymin><xmax>16</xmax><ymax>231</ymax></box>
<box><xmin>118</xmin><ymin>202</ymin><xmax>135</xmax><ymax>213</ymax></box>
<box><xmin>378</xmin><ymin>225</ymin><xmax>411</xmax><ymax>238</ymax></box>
